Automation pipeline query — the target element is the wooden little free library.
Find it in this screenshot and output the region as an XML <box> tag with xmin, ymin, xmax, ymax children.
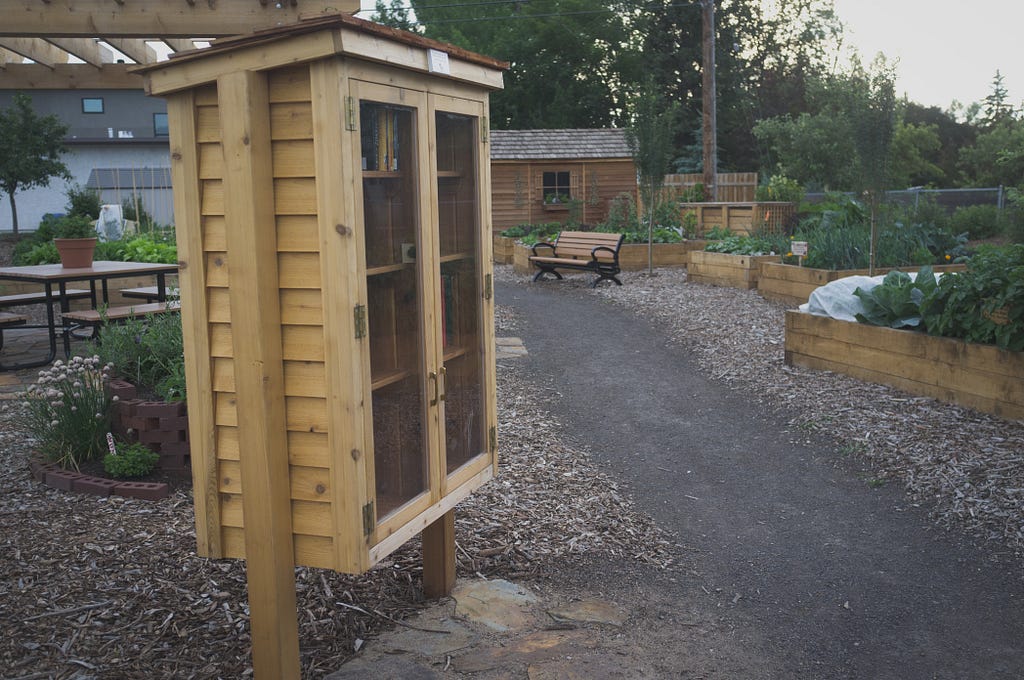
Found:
<box><xmin>138</xmin><ymin>14</ymin><xmax>504</xmax><ymax>583</ymax></box>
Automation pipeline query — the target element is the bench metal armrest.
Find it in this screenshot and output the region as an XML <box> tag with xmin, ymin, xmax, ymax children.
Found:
<box><xmin>591</xmin><ymin>245</ymin><xmax>619</xmax><ymax>262</ymax></box>
<box><xmin>531</xmin><ymin>241</ymin><xmax>556</xmax><ymax>257</ymax></box>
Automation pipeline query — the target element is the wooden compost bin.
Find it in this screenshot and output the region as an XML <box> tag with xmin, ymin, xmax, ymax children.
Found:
<box><xmin>493</xmin><ymin>234</ymin><xmax>515</xmax><ymax>264</ymax></box>
<box><xmin>785</xmin><ymin>311</ymin><xmax>1024</xmax><ymax>421</ymax></box>
<box><xmin>687</xmin><ymin>251</ymin><xmax>778</xmax><ymax>289</ymax></box>
<box><xmin>680</xmin><ymin>201</ymin><xmax>795</xmax><ymax>235</ymax></box>
<box><xmin>759</xmin><ymin>262</ymin><xmax>968</xmax><ymax>306</ymax></box>
<box><xmin>139</xmin><ymin>14</ymin><xmax>502</xmax><ymax>575</ymax></box>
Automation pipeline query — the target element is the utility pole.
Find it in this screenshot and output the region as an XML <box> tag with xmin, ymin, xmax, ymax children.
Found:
<box><xmin>701</xmin><ymin>0</ymin><xmax>718</xmax><ymax>201</ymax></box>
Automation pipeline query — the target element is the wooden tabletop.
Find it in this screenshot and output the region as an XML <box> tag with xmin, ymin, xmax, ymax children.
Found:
<box><xmin>0</xmin><ymin>261</ymin><xmax>179</xmax><ymax>282</ymax></box>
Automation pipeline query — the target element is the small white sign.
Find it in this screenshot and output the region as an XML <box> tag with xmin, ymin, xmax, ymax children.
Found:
<box><xmin>428</xmin><ymin>49</ymin><xmax>451</xmax><ymax>75</ymax></box>
<box><xmin>791</xmin><ymin>241</ymin><xmax>809</xmax><ymax>257</ymax></box>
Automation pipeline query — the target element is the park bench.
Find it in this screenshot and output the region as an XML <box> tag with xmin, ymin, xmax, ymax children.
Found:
<box><xmin>0</xmin><ymin>312</ymin><xmax>28</xmax><ymax>351</ymax></box>
<box><xmin>62</xmin><ymin>301</ymin><xmax>180</xmax><ymax>328</ymax></box>
<box><xmin>529</xmin><ymin>231</ymin><xmax>625</xmax><ymax>287</ymax></box>
<box><xmin>0</xmin><ymin>288</ymin><xmax>91</xmax><ymax>308</ymax></box>
<box><xmin>119</xmin><ymin>285</ymin><xmax>179</xmax><ymax>303</ymax></box>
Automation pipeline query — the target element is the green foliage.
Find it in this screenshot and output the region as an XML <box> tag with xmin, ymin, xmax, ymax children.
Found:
<box><xmin>499</xmin><ymin>225</ymin><xmax>527</xmax><ymax>238</ymax></box>
<box><xmin>103</xmin><ymin>442</ymin><xmax>159</xmax><ymax>479</ymax></box>
<box><xmin>958</xmin><ymin>119</ymin><xmax>1024</xmax><ymax>188</ymax></box>
<box><xmin>94</xmin><ymin>240</ymin><xmax>128</xmax><ymax>261</ymax></box>
<box><xmin>854</xmin><ymin>267</ymin><xmax>937</xmax><ymax>328</ymax></box>
<box><xmin>65</xmin><ymin>184</ymin><xmax>102</xmax><ymax>219</ymax></box>
<box><xmin>620</xmin><ymin>228</ymin><xmax>681</xmax><ymax>245</ymax></box>
<box><xmin>89</xmin><ymin>311</ymin><xmax>186</xmax><ymax>401</ymax></box>
<box><xmin>704</xmin><ymin>225</ymin><xmax>734</xmax><ymax>240</ymax></box>
<box><xmin>0</xmin><ymin>93</ymin><xmax>71</xmax><ymax>233</ymax></box>
<box><xmin>18</xmin><ymin>356</ymin><xmax>112</xmax><ymax>468</ymax></box>
<box><xmin>890</xmin><ymin>121</ymin><xmax>945</xmax><ymax>188</ymax></box>
<box><xmin>681</xmin><ymin>211</ymin><xmax>698</xmax><ymax>239</ymax></box>
<box><xmin>600</xmin><ymin>193</ymin><xmax>642</xmax><ymax>234</ymax></box>
<box><xmin>704</xmin><ymin>235</ymin><xmax>775</xmax><ymax>256</ymax></box>
<box><xmin>15</xmin><ymin>241</ymin><xmax>58</xmax><ymax>265</ymax></box>
<box><xmin>755</xmin><ymin>175</ymin><xmax>804</xmax><ymax>204</ymax></box>
<box><xmin>950</xmin><ymin>204</ymin><xmax>1007</xmax><ymax>240</ymax></box>
<box><xmin>51</xmin><ymin>214</ymin><xmax>97</xmax><ymax>239</ymax></box>
<box><xmin>921</xmin><ymin>245</ymin><xmax>1024</xmax><ymax>351</ymax></box>
<box><xmin>121</xmin><ymin>196</ymin><xmax>159</xmax><ymax>230</ymax></box>
<box><xmin>121</xmin><ymin>236</ymin><xmax>178</xmax><ymax>263</ymax></box>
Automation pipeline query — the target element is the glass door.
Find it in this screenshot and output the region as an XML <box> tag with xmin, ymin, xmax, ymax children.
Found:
<box><xmin>355</xmin><ymin>85</ymin><xmax>434</xmax><ymax>527</ymax></box>
<box><xmin>431</xmin><ymin>100</ymin><xmax>490</xmax><ymax>488</ymax></box>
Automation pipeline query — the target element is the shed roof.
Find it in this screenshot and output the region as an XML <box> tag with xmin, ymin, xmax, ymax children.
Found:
<box><xmin>490</xmin><ymin>129</ymin><xmax>632</xmax><ymax>161</ymax></box>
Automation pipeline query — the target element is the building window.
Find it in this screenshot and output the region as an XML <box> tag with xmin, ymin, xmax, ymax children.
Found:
<box><xmin>153</xmin><ymin>113</ymin><xmax>169</xmax><ymax>137</ymax></box>
<box><xmin>542</xmin><ymin>171</ymin><xmax>571</xmax><ymax>204</ymax></box>
<box><xmin>82</xmin><ymin>98</ymin><xmax>104</xmax><ymax>114</ymax></box>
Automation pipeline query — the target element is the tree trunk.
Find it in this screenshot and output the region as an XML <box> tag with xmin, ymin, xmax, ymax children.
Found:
<box><xmin>7</xmin><ymin>192</ymin><xmax>19</xmax><ymax>236</ymax></box>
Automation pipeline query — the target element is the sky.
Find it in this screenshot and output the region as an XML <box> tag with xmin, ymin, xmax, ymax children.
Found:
<box><xmin>832</xmin><ymin>0</ymin><xmax>1023</xmax><ymax>112</ymax></box>
<box><xmin>357</xmin><ymin>0</ymin><xmax>1021</xmax><ymax>114</ymax></box>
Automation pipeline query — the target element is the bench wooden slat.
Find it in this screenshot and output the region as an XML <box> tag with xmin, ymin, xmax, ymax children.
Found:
<box><xmin>0</xmin><ymin>312</ymin><xmax>27</xmax><ymax>328</ymax></box>
<box><xmin>119</xmin><ymin>285</ymin><xmax>179</xmax><ymax>301</ymax></box>
<box><xmin>63</xmin><ymin>301</ymin><xmax>180</xmax><ymax>326</ymax></box>
<box><xmin>0</xmin><ymin>289</ymin><xmax>91</xmax><ymax>307</ymax></box>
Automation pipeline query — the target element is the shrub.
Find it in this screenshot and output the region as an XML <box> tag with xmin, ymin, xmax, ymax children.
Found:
<box><xmin>89</xmin><ymin>311</ymin><xmax>185</xmax><ymax>401</ymax></box>
<box><xmin>950</xmin><ymin>204</ymin><xmax>1006</xmax><ymax>241</ymax></box>
<box><xmin>51</xmin><ymin>214</ymin><xmax>97</xmax><ymax>239</ymax></box>
<box><xmin>704</xmin><ymin>235</ymin><xmax>775</xmax><ymax>255</ymax></box>
<box><xmin>19</xmin><ymin>356</ymin><xmax>112</xmax><ymax>469</ymax></box>
<box><xmin>499</xmin><ymin>225</ymin><xmax>527</xmax><ymax>238</ymax></box>
<box><xmin>921</xmin><ymin>244</ymin><xmax>1024</xmax><ymax>351</ymax></box>
<box><xmin>65</xmin><ymin>184</ymin><xmax>102</xmax><ymax>220</ymax></box>
<box><xmin>755</xmin><ymin>175</ymin><xmax>804</xmax><ymax>204</ymax></box>
<box><xmin>103</xmin><ymin>442</ymin><xmax>160</xmax><ymax>479</ymax></box>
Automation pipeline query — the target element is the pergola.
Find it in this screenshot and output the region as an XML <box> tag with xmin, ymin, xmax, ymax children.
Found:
<box><xmin>0</xmin><ymin>0</ymin><xmax>359</xmax><ymax>89</ymax></box>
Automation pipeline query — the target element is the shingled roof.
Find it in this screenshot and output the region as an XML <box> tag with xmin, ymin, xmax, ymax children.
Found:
<box><xmin>490</xmin><ymin>129</ymin><xmax>632</xmax><ymax>161</ymax></box>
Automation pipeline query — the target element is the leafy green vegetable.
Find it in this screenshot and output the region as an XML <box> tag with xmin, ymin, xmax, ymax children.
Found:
<box><xmin>853</xmin><ymin>266</ymin><xmax>937</xmax><ymax>329</ymax></box>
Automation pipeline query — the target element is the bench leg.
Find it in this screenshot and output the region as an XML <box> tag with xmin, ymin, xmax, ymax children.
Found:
<box><xmin>590</xmin><ymin>273</ymin><xmax>623</xmax><ymax>288</ymax></box>
<box><xmin>532</xmin><ymin>268</ymin><xmax>563</xmax><ymax>282</ymax></box>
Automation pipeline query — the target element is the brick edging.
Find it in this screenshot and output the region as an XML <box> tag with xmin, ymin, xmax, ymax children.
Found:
<box><xmin>29</xmin><ymin>460</ymin><xmax>169</xmax><ymax>501</ymax></box>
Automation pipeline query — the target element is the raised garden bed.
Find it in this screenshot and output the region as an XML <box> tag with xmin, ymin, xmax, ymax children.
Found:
<box><xmin>687</xmin><ymin>251</ymin><xmax>778</xmax><ymax>289</ymax></box>
<box><xmin>759</xmin><ymin>262</ymin><xmax>969</xmax><ymax>306</ymax></box>
<box><xmin>784</xmin><ymin>310</ymin><xmax>1024</xmax><ymax>421</ymax></box>
<box><xmin>680</xmin><ymin>201</ymin><xmax>795</xmax><ymax>236</ymax></box>
<box><xmin>493</xmin><ymin>234</ymin><xmax>515</xmax><ymax>264</ymax></box>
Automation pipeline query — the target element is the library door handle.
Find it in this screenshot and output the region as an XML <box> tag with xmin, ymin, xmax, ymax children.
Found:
<box><xmin>438</xmin><ymin>366</ymin><xmax>447</xmax><ymax>403</ymax></box>
<box><xmin>429</xmin><ymin>371</ymin><xmax>439</xmax><ymax>406</ymax></box>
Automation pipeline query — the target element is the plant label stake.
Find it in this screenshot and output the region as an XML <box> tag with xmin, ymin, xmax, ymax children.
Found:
<box><xmin>792</xmin><ymin>241</ymin><xmax>808</xmax><ymax>267</ymax></box>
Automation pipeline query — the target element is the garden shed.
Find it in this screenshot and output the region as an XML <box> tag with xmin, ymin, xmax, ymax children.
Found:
<box><xmin>490</xmin><ymin>128</ymin><xmax>637</xmax><ymax>230</ymax></box>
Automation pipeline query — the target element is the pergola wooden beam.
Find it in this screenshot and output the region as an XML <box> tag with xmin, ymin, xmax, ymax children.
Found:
<box><xmin>161</xmin><ymin>38</ymin><xmax>198</xmax><ymax>54</ymax></box>
<box><xmin>0</xmin><ymin>63</ymin><xmax>143</xmax><ymax>89</ymax></box>
<box><xmin>4</xmin><ymin>0</ymin><xmax>359</xmax><ymax>38</ymax></box>
<box><xmin>101</xmin><ymin>39</ymin><xmax>159</xmax><ymax>64</ymax></box>
<box><xmin>0</xmin><ymin>37</ymin><xmax>68</xmax><ymax>68</ymax></box>
<box><xmin>44</xmin><ymin>38</ymin><xmax>114</xmax><ymax>67</ymax></box>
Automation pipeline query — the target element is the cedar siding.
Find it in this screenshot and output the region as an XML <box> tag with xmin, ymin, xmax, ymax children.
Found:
<box><xmin>490</xmin><ymin>129</ymin><xmax>637</xmax><ymax>231</ymax></box>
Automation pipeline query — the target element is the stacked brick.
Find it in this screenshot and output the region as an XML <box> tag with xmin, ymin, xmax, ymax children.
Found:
<box><xmin>107</xmin><ymin>379</ymin><xmax>191</xmax><ymax>475</ymax></box>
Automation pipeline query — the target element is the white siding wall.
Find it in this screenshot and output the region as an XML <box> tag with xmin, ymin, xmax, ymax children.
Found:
<box><xmin>1</xmin><ymin>143</ymin><xmax>171</xmax><ymax>233</ymax></box>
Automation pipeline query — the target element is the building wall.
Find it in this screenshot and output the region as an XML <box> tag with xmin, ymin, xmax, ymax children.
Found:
<box><xmin>490</xmin><ymin>159</ymin><xmax>637</xmax><ymax>231</ymax></box>
<box><xmin>0</xmin><ymin>143</ymin><xmax>171</xmax><ymax>233</ymax></box>
<box><xmin>0</xmin><ymin>90</ymin><xmax>167</xmax><ymax>141</ymax></box>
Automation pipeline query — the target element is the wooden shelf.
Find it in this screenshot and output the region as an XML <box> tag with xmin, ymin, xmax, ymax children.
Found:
<box><xmin>437</xmin><ymin>170</ymin><xmax>461</xmax><ymax>179</ymax></box>
<box><xmin>439</xmin><ymin>252</ymin><xmax>474</xmax><ymax>264</ymax></box>
<box><xmin>372</xmin><ymin>367</ymin><xmax>414</xmax><ymax>391</ymax></box>
<box><xmin>367</xmin><ymin>262</ymin><xmax>414</xmax><ymax>277</ymax></box>
<box><xmin>364</xmin><ymin>170</ymin><xmax>404</xmax><ymax>179</ymax></box>
<box><xmin>443</xmin><ymin>345</ymin><xmax>472</xmax><ymax>362</ymax></box>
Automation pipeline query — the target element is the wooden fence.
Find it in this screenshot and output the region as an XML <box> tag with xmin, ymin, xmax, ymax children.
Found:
<box><xmin>662</xmin><ymin>172</ymin><xmax>757</xmax><ymax>203</ymax></box>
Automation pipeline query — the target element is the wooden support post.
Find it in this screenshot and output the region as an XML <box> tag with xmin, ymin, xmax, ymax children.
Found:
<box><xmin>422</xmin><ymin>509</ymin><xmax>456</xmax><ymax>599</ymax></box>
<box><xmin>218</xmin><ymin>69</ymin><xmax>300</xmax><ymax>679</ymax></box>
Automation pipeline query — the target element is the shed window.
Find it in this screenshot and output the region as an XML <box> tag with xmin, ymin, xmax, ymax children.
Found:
<box><xmin>542</xmin><ymin>171</ymin><xmax>571</xmax><ymax>203</ymax></box>
<box><xmin>82</xmin><ymin>98</ymin><xmax>104</xmax><ymax>114</ymax></box>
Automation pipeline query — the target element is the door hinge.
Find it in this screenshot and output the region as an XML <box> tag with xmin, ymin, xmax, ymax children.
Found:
<box><xmin>345</xmin><ymin>96</ymin><xmax>357</xmax><ymax>131</ymax></box>
<box><xmin>489</xmin><ymin>426</ymin><xmax>497</xmax><ymax>454</ymax></box>
<box><xmin>483</xmin><ymin>273</ymin><xmax>493</xmax><ymax>301</ymax></box>
<box><xmin>362</xmin><ymin>501</ymin><xmax>375</xmax><ymax>535</ymax></box>
<box><xmin>481</xmin><ymin>116</ymin><xmax>489</xmax><ymax>143</ymax></box>
<box><xmin>354</xmin><ymin>304</ymin><xmax>367</xmax><ymax>338</ymax></box>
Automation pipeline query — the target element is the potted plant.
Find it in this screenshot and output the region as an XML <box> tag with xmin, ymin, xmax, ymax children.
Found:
<box><xmin>52</xmin><ymin>214</ymin><xmax>98</xmax><ymax>268</ymax></box>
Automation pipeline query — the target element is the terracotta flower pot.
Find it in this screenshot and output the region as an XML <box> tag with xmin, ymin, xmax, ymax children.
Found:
<box><xmin>54</xmin><ymin>237</ymin><xmax>98</xmax><ymax>269</ymax></box>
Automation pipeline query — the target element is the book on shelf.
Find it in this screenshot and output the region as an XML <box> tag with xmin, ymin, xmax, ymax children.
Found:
<box><xmin>362</xmin><ymin>106</ymin><xmax>401</xmax><ymax>172</ymax></box>
<box><xmin>441</xmin><ymin>272</ymin><xmax>457</xmax><ymax>349</ymax></box>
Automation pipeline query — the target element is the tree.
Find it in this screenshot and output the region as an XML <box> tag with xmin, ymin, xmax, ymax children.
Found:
<box><xmin>0</xmin><ymin>94</ymin><xmax>70</xmax><ymax>235</ymax></box>
<box><xmin>981</xmin><ymin>70</ymin><xmax>1014</xmax><ymax>128</ymax></box>
<box><xmin>370</xmin><ymin>0</ymin><xmax>418</xmax><ymax>32</ymax></box>
<box><xmin>625</xmin><ymin>81</ymin><xmax>679</xmax><ymax>275</ymax></box>
<box><xmin>889</xmin><ymin>120</ymin><xmax>944</xmax><ymax>188</ymax></box>
<box><xmin>959</xmin><ymin>119</ymin><xmax>1024</xmax><ymax>188</ymax></box>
